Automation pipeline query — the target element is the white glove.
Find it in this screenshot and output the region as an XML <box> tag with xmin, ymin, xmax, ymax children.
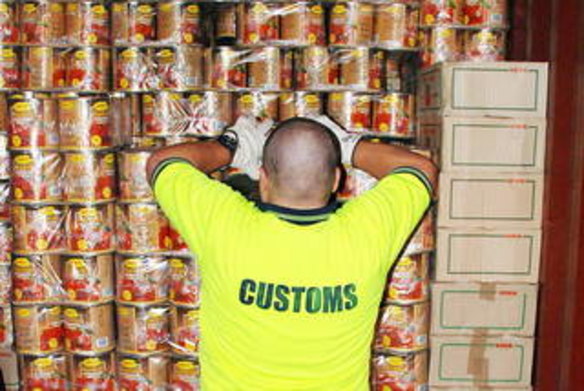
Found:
<box><xmin>227</xmin><ymin>116</ymin><xmax>273</xmax><ymax>180</ymax></box>
<box><xmin>309</xmin><ymin>114</ymin><xmax>361</xmax><ymax>166</ymax></box>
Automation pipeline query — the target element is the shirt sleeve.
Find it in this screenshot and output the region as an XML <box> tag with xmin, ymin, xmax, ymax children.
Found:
<box><xmin>152</xmin><ymin>159</ymin><xmax>257</xmax><ymax>259</ymax></box>
<box><xmin>337</xmin><ymin>167</ymin><xmax>433</xmax><ymax>270</ymax></box>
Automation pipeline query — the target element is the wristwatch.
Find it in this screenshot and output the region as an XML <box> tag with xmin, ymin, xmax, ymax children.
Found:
<box><xmin>217</xmin><ymin>130</ymin><xmax>239</xmax><ymax>154</ymax></box>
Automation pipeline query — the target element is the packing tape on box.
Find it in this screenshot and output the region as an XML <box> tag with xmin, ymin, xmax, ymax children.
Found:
<box><xmin>467</xmin><ymin>332</ymin><xmax>489</xmax><ymax>385</ymax></box>
<box><xmin>478</xmin><ymin>282</ymin><xmax>497</xmax><ymax>301</ymax></box>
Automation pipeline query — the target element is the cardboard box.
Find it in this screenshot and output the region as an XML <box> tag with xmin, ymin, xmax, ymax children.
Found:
<box><xmin>418</xmin><ymin>116</ymin><xmax>546</xmax><ymax>173</ymax></box>
<box><xmin>429</xmin><ymin>336</ymin><xmax>534</xmax><ymax>387</ymax></box>
<box><xmin>437</xmin><ymin>172</ymin><xmax>544</xmax><ymax>229</ymax></box>
<box><xmin>0</xmin><ymin>350</ymin><xmax>19</xmax><ymax>389</ymax></box>
<box><xmin>418</xmin><ymin>62</ymin><xmax>548</xmax><ymax>118</ymax></box>
<box><xmin>431</xmin><ymin>282</ymin><xmax>538</xmax><ymax>336</ymax></box>
<box><xmin>435</xmin><ymin>227</ymin><xmax>541</xmax><ymax>283</ymax></box>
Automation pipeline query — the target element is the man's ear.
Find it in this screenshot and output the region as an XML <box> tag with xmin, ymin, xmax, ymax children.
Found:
<box><xmin>332</xmin><ymin>166</ymin><xmax>341</xmax><ymax>194</ymax></box>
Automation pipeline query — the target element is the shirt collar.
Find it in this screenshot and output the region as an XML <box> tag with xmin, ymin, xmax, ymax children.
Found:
<box><xmin>257</xmin><ymin>201</ymin><xmax>340</xmax><ymax>225</ymax></box>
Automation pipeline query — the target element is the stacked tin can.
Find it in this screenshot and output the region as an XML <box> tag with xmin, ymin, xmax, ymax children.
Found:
<box><xmin>419</xmin><ymin>0</ymin><xmax>508</xmax><ymax>67</ymax></box>
<box><xmin>3</xmin><ymin>1</ymin><xmax>118</xmax><ymax>388</ymax></box>
<box><xmin>111</xmin><ymin>1</ymin><xmax>204</xmax><ymax>385</ymax></box>
<box><xmin>338</xmin><ymin>148</ymin><xmax>434</xmax><ymax>391</ymax></box>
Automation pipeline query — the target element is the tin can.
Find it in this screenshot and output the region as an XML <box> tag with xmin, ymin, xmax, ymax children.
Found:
<box><xmin>61</xmin><ymin>253</ymin><xmax>114</xmax><ymax>304</ymax></box>
<box><xmin>235</xmin><ymin>92</ymin><xmax>279</xmax><ymax>121</ymax></box>
<box><xmin>117</xmin><ymin>354</ymin><xmax>169</xmax><ymax>391</ymax></box>
<box><xmin>8</xmin><ymin>94</ymin><xmax>58</xmax><ymax>149</ymax></box>
<box><xmin>58</xmin><ymin>95</ymin><xmax>112</xmax><ymax>150</ymax></box>
<box><xmin>185</xmin><ymin>91</ymin><xmax>233</xmax><ymax>136</ymax></box>
<box><xmin>158</xmin><ymin>1</ymin><xmax>201</xmax><ymax>44</ymax></box>
<box><xmin>62</xmin><ymin>150</ymin><xmax>116</xmax><ymax>202</ymax></box>
<box><xmin>462</xmin><ymin>0</ymin><xmax>507</xmax><ymax>27</ymax></box>
<box><xmin>386</xmin><ymin>253</ymin><xmax>430</xmax><ymax>304</ymax></box>
<box><xmin>168</xmin><ymin>256</ymin><xmax>199</xmax><ymax>306</ymax></box>
<box><xmin>0</xmin><ymin>220</ymin><xmax>10</xmax><ymax>262</ymax></box>
<box><xmin>112</xmin><ymin>1</ymin><xmax>155</xmax><ymax>44</ymax></box>
<box><xmin>118</xmin><ymin>148</ymin><xmax>153</xmax><ymax>202</ymax></box>
<box><xmin>296</xmin><ymin>46</ymin><xmax>336</xmax><ymax>90</ymax></box>
<box><xmin>279</xmin><ymin>92</ymin><xmax>323</xmax><ymax>120</ymax></box>
<box><xmin>214</xmin><ymin>3</ymin><xmax>238</xmax><ymax>45</ymax></box>
<box><xmin>68</xmin><ymin>351</ymin><xmax>116</xmax><ymax>391</ymax></box>
<box><xmin>211</xmin><ymin>46</ymin><xmax>246</xmax><ymax>89</ymax></box>
<box><xmin>65</xmin><ymin>1</ymin><xmax>110</xmax><ymax>45</ymax></box>
<box><xmin>117</xmin><ymin>304</ymin><xmax>170</xmax><ymax>354</ymax></box>
<box><xmin>374</xmin><ymin>303</ymin><xmax>429</xmax><ymax>353</ymax></box>
<box><xmin>66</xmin><ymin>48</ymin><xmax>111</xmax><ymax>92</ymax></box>
<box><xmin>63</xmin><ymin>303</ymin><xmax>114</xmax><ymax>353</ymax></box>
<box><xmin>375</xmin><ymin>4</ymin><xmax>419</xmax><ymax>49</ymax></box>
<box><xmin>111</xmin><ymin>92</ymin><xmax>141</xmax><ymax>145</ymax></box>
<box><xmin>421</xmin><ymin>0</ymin><xmax>464</xmax><ymax>26</ymax></box>
<box><xmin>0</xmin><ymin>263</ymin><xmax>9</xmax><ymax>303</ymax></box>
<box><xmin>336</xmin><ymin>47</ymin><xmax>383</xmax><ymax>91</ymax></box>
<box><xmin>0</xmin><ymin>145</ymin><xmax>7</xmax><ymax>181</ymax></box>
<box><xmin>0</xmin><ymin>46</ymin><xmax>20</xmax><ymax>89</ymax></box>
<box><xmin>372</xmin><ymin>351</ymin><xmax>428</xmax><ymax>391</ymax></box>
<box><xmin>0</xmin><ymin>2</ymin><xmax>19</xmax><ymax>43</ymax></box>
<box><xmin>65</xmin><ymin>202</ymin><xmax>115</xmax><ymax>253</ymax></box>
<box><xmin>142</xmin><ymin>91</ymin><xmax>186</xmax><ymax>136</ymax></box>
<box><xmin>247</xmin><ymin>47</ymin><xmax>281</xmax><ymax>90</ymax></box>
<box><xmin>20</xmin><ymin>1</ymin><xmax>66</xmax><ymax>44</ymax></box>
<box><xmin>11</xmin><ymin>204</ymin><xmax>65</xmax><ymax>253</ymax></box>
<box><xmin>21</xmin><ymin>46</ymin><xmax>63</xmax><ymax>90</ymax></box>
<box><xmin>19</xmin><ymin>354</ymin><xmax>68</xmax><ymax>390</ymax></box>
<box><xmin>116</xmin><ymin>202</ymin><xmax>170</xmax><ymax>253</ymax></box>
<box><xmin>14</xmin><ymin>304</ymin><xmax>63</xmax><ymax>354</ymax></box>
<box><xmin>463</xmin><ymin>28</ymin><xmax>506</xmax><ymax>62</ymax></box>
<box><xmin>11</xmin><ymin>151</ymin><xmax>62</xmax><ymax>202</ymax></box>
<box><xmin>420</xmin><ymin>27</ymin><xmax>463</xmax><ymax>68</ymax></box>
<box><xmin>116</xmin><ymin>255</ymin><xmax>169</xmax><ymax>304</ymax></box>
<box><xmin>280</xmin><ymin>2</ymin><xmax>325</xmax><ymax>46</ymax></box>
<box><xmin>114</xmin><ymin>46</ymin><xmax>155</xmax><ymax>92</ymax></box>
<box><xmin>0</xmin><ymin>305</ymin><xmax>12</xmax><ymax>349</ymax></box>
<box><xmin>12</xmin><ymin>254</ymin><xmax>62</xmax><ymax>304</ymax></box>
<box><xmin>329</xmin><ymin>2</ymin><xmax>374</xmax><ymax>46</ymax></box>
<box><xmin>241</xmin><ymin>2</ymin><xmax>279</xmax><ymax>45</ymax></box>
<box><xmin>170</xmin><ymin>307</ymin><xmax>200</xmax><ymax>355</ymax></box>
<box><xmin>327</xmin><ymin>92</ymin><xmax>372</xmax><ymax>133</ymax></box>
<box><xmin>169</xmin><ymin>356</ymin><xmax>199</xmax><ymax>389</ymax></box>
<box><xmin>154</xmin><ymin>46</ymin><xmax>204</xmax><ymax>90</ymax></box>
<box><xmin>167</xmin><ymin>224</ymin><xmax>189</xmax><ymax>254</ymax></box>
<box><xmin>372</xmin><ymin>93</ymin><xmax>414</xmax><ymax>137</ymax></box>
<box><xmin>405</xmin><ymin>212</ymin><xmax>434</xmax><ymax>255</ymax></box>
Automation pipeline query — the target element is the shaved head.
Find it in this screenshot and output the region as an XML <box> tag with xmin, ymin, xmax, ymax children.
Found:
<box><xmin>261</xmin><ymin>117</ymin><xmax>341</xmax><ymax>206</ymax></box>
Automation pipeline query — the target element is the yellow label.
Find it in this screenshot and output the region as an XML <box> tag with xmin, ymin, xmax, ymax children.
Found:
<box><xmin>387</xmin><ymin>356</ymin><xmax>405</xmax><ymax>367</ymax></box>
<box><xmin>121</xmin><ymin>359</ymin><xmax>138</xmax><ymax>370</ymax></box>
<box><xmin>104</xmin><ymin>153</ymin><xmax>115</xmax><ymax>164</ymax></box>
<box><xmin>142</xmin><ymin>94</ymin><xmax>154</xmax><ymax>104</ymax></box>
<box><xmin>145</xmin><ymin>339</ymin><xmax>157</xmax><ymax>351</ymax></box>
<box><xmin>11</xmin><ymin>101</ymin><xmax>32</xmax><ymax>114</ymax></box>
<box><xmin>137</xmin><ymin>5</ymin><xmax>153</xmax><ymax>13</ymax></box>
<box><xmin>252</xmin><ymin>2</ymin><xmax>267</xmax><ymax>13</ymax></box>
<box><xmin>41</xmin><ymin>206</ymin><xmax>57</xmax><ymax>217</ymax></box>
<box><xmin>74</xmin><ymin>50</ymin><xmax>89</xmax><ymax>60</ymax></box>
<box><xmin>186</xmin><ymin>310</ymin><xmax>199</xmax><ymax>321</ymax></box>
<box><xmin>121</xmin><ymin>49</ymin><xmax>138</xmax><ymax>59</ymax></box>
<box><xmin>64</xmin><ymin>308</ymin><xmax>80</xmax><ymax>318</ymax></box>
<box><xmin>186</xmin><ymin>5</ymin><xmax>199</xmax><ymax>13</ymax></box>
<box><xmin>23</xmin><ymin>4</ymin><xmax>37</xmax><ymax>13</ymax></box>
<box><xmin>81</xmin><ymin>358</ymin><xmax>103</xmax><ymax>369</ymax></box>
<box><xmin>124</xmin><ymin>258</ymin><xmax>140</xmax><ymax>269</ymax></box>
<box><xmin>16</xmin><ymin>308</ymin><xmax>31</xmax><ymax>317</ymax></box>
<box><xmin>240</xmin><ymin>94</ymin><xmax>254</xmax><ymax>104</ymax></box>
<box><xmin>157</xmin><ymin>49</ymin><xmax>174</xmax><ymax>58</ymax></box>
<box><xmin>59</xmin><ymin>100</ymin><xmax>77</xmax><ymax>110</ymax></box>
<box><xmin>48</xmin><ymin>338</ymin><xmax>58</xmax><ymax>349</ymax></box>
<box><xmin>118</xmin><ymin>307</ymin><xmax>132</xmax><ymax>316</ymax></box>
<box><xmin>188</xmin><ymin>94</ymin><xmax>202</xmax><ymax>104</ymax></box>
<box><xmin>169</xmin><ymin>93</ymin><xmax>181</xmax><ymax>101</ymax></box>
<box><xmin>14</xmin><ymin>257</ymin><xmax>32</xmax><ymax>268</ymax></box>
<box><xmin>78</xmin><ymin>207</ymin><xmax>98</xmax><ymax>219</ymax></box>
<box><xmin>159</xmin><ymin>2</ymin><xmax>174</xmax><ymax>12</ymax></box>
<box><xmin>90</xmin><ymin>135</ymin><xmax>102</xmax><ymax>147</ymax></box>
<box><xmin>14</xmin><ymin>154</ymin><xmax>33</xmax><ymax>165</ymax></box>
<box><xmin>50</xmin><ymin>3</ymin><xmax>63</xmax><ymax>12</ymax></box>
<box><xmin>332</xmin><ymin>4</ymin><xmax>347</xmax><ymax>14</ymax></box>
<box><xmin>113</xmin><ymin>3</ymin><xmax>124</xmax><ymax>12</ymax></box>
<box><xmin>1</xmin><ymin>48</ymin><xmax>15</xmax><ymax>59</ymax></box>
<box><xmin>33</xmin><ymin>357</ymin><xmax>53</xmax><ymax>368</ymax></box>
<box><xmin>92</xmin><ymin>101</ymin><xmax>109</xmax><ymax>112</ymax></box>
<box><xmin>170</xmin><ymin>258</ymin><xmax>185</xmax><ymax>269</ymax></box>
<box><xmin>69</xmin><ymin>153</ymin><xmax>86</xmax><ymax>163</ymax></box>
<box><xmin>176</xmin><ymin>361</ymin><xmax>196</xmax><ymax>373</ymax></box>
<box><xmin>0</xmin><ymin>4</ymin><xmax>8</xmax><ymax>12</ymax></box>
<box><xmin>311</xmin><ymin>5</ymin><xmax>323</xmax><ymax>14</ymax></box>
<box><xmin>121</xmin><ymin>290</ymin><xmax>133</xmax><ymax>301</ymax></box>
<box><xmin>66</xmin><ymin>3</ymin><xmax>78</xmax><ymax>12</ymax></box>
<box><xmin>304</xmin><ymin>94</ymin><xmax>319</xmax><ymax>104</ymax></box>
<box><xmin>331</xmin><ymin>93</ymin><xmax>342</xmax><ymax>101</ymax></box>
<box><xmin>48</xmin><ymin>306</ymin><xmax>61</xmax><ymax>316</ymax></box>
<box><xmin>92</xmin><ymin>5</ymin><xmax>106</xmax><ymax>15</ymax></box>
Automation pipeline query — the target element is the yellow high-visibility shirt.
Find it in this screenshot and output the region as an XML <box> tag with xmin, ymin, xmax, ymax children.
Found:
<box><xmin>153</xmin><ymin>160</ymin><xmax>431</xmax><ymax>390</ymax></box>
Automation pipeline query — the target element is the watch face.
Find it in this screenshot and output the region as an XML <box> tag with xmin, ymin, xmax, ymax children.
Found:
<box><xmin>219</xmin><ymin>131</ymin><xmax>238</xmax><ymax>153</ymax></box>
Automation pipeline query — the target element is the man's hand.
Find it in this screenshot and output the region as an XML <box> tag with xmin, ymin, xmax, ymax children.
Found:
<box><xmin>227</xmin><ymin>116</ymin><xmax>274</xmax><ymax>180</ymax></box>
<box><xmin>309</xmin><ymin>115</ymin><xmax>361</xmax><ymax>166</ymax></box>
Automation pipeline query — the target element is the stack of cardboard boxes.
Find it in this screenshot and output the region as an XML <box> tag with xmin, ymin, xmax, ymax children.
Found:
<box><xmin>417</xmin><ymin>62</ymin><xmax>548</xmax><ymax>390</ymax></box>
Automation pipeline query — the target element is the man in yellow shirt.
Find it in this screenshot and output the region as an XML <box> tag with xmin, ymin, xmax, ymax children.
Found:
<box><xmin>146</xmin><ymin>116</ymin><xmax>437</xmax><ymax>390</ymax></box>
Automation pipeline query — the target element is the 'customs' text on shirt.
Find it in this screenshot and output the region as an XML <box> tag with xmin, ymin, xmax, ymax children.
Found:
<box><xmin>239</xmin><ymin>279</ymin><xmax>358</xmax><ymax>313</ymax></box>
